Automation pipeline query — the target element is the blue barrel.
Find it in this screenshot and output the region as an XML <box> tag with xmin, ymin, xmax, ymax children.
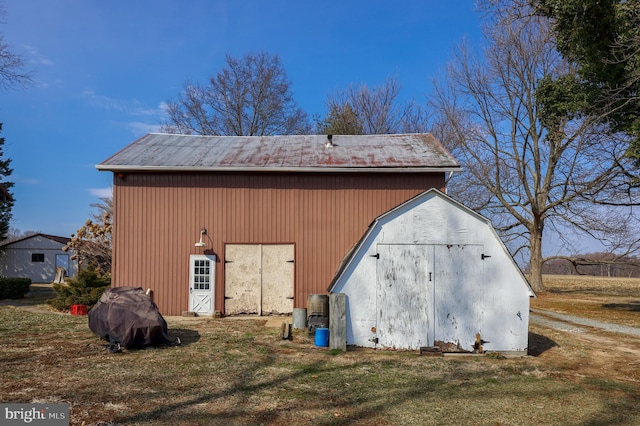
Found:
<box><xmin>314</xmin><ymin>327</ymin><xmax>329</xmax><ymax>347</ymax></box>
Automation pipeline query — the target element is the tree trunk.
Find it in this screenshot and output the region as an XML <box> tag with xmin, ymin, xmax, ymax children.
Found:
<box><xmin>528</xmin><ymin>226</ymin><xmax>545</xmax><ymax>293</ymax></box>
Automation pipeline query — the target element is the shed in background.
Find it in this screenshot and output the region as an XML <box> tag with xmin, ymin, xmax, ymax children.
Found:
<box><xmin>0</xmin><ymin>233</ymin><xmax>78</xmax><ymax>283</ymax></box>
<box><xmin>329</xmin><ymin>189</ymin><xmax>534</xmax><ymax>353</ymax></box>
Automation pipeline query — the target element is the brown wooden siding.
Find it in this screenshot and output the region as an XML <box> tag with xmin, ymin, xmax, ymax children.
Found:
<box><xmin>112</xmin><ymin>172</ymin><xmax>446</xmax><ymax>315</ymax></box>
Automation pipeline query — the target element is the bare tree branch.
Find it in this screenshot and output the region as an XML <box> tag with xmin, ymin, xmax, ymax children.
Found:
<box><xmin>162</xmin><ymin>52</ymin><xmax>310</xmax><ymax>136</ymax></box>
<box><xmin>429</xmin><ymin>0</ymin><xmax>640</xmax><ymax>292</ymax></box>
<box><xmin>317</xmin><ymin>76</ymin><xmax>429</xmax><ymax>135</ymax></box>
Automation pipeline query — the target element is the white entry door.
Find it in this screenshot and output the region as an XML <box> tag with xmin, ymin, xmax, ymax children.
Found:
<box><xmin>189</xmin><ymin>254</ymin><xmax>216</xmax><ymax>315</ymax></box>
<box><xmin>224</xmin><ymin>244</ymin><xmax>294</xmax><ymax>315</ymax></box>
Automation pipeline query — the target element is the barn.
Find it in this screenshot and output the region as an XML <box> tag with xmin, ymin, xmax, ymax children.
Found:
<box><xmin>328</xmin><ymin>189</ymin><xmax>534</xmax><ymax>353</ymax></box>
<box><xmin>0</xmin><ymin>233</ymin><xmax>78</xmax><ymax>282</ymax></box>
<box><xmin>97</xmin><ymin>133</ymin><xmax>460</xmax><ymax>316</ymax></box>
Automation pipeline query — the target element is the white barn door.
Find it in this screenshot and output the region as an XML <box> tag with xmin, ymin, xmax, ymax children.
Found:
<box><xmin>261</xmin><ymin>244</ymin><xmax>295</xmax><ymax>315</ymax></box>
<box><xmin>225</xmin><ymin>244</ymin><xmax>294</xmax><ymax>315</ymax></box>
<box><xmin>224</xmin><ymin>244</ymin><xmax>262</xmax><ymax>315</ymax></box>
<box><xmin>188</xmin><ymin>254</ymin><xmax>216</xmax><ymax>315</ymax></box>
<box><xmin>433</xmin><ymin>244</ymin><xmax>484</xmax><ymax>351</ymax></box>
<box><xmin>376</xmin><ymin>244</ymin><xmax>433</xmax><ymax>350</ymax></box>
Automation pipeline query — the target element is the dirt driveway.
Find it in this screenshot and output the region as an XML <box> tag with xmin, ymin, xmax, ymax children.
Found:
<box><xmin>528</xmin><ymin>306</ymin><xmax>640</xmax><ymax>386</ymax></box>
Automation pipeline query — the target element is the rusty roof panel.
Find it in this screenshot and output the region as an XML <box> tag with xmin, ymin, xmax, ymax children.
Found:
<box><xmin>97</xmin><ymin>133</ymin><xmax>460</xmax><ymax>172</ymax></box>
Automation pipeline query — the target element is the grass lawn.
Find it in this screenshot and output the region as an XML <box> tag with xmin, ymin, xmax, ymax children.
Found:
<box><xmin>1</xmin><ymin>278</ymin><xmax>639</xmax><ymax>425</ymax></box>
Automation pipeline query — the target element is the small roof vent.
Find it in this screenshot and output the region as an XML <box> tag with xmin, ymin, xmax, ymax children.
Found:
<box><xmin>326</xmin><ymin>134</ymin><xmax>333</xmax><ymax>147</ymax></box>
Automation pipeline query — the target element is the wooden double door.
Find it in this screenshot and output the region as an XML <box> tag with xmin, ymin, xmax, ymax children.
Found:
<box><xmin>224</xmin><ymin>244</ymin><xmax>294</xmax><ymax>315</ymax></box>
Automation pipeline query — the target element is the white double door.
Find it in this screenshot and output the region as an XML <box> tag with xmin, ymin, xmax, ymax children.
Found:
<box><xmin>224</xmin><ymin>244</ymin><xmax>294</xmax><ymax>316</ymax></box>
<box><xmin>375</xmin><ymin>244</ymin><xmax>484</xmax><ymax>350</ymax></box>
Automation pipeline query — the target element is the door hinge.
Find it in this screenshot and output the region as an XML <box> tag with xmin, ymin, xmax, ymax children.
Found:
<box><xmin>370</xmin><ymin>253</ymin><xmax>380</xmax><ymax>259</ymax></box>
<box><xmin>286</xmin><ymin>260</ymin><xmax>295</xmax><ymax>263</ymax></box>
<box><xmin>224</xmin><ymin>296</ymin><xmax>233</xmax><ymax>300</ymax></box>
<box><xmin>225</xmin><ymin>260</ymin><xmax>234</xmax><ymax>264</ymax></box>
<box><xmin>286</xmin><ymin>296</ymin><xmax>294</xmax><ymax>300</ymax></box>
<box><xmin>481</xmin><ymin>253</ymin><xmax>491</xmax><ymax>260</ymax></box>
<box><xmin>369</xmin><ymin>337</ymin><xmax>379</xmax><ymax>344</ymax></box>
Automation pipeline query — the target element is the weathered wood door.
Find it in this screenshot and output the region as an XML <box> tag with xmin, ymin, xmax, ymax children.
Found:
<box><xmin>261</xmin><ymin>244</ymin><xmax>295</xmax><ymax>314</ymax></box>
<box><xmin>224</xmin><ymin>244</ymin><xmax>294</xmax><ymax>315</ymax></box>
<box><xmin>374</xmin><ymin>244</ymin><xmax>484</xmax><ymax>350</ymax></box>
<box><xmin>376</xmin><ymin>244</ymin><xmax>433</xmax><ymax>349</ymax></box>
<box><xmin>433</xmin><ymin>244</ymin><xmax>484</xmax><ymax>351</ymax></box>
<box><xmin>188</xmin><ymin>254</ymin><xmax>216</xmax><ymax>315</ymax></box>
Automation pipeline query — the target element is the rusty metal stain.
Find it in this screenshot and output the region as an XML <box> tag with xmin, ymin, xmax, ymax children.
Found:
<box><xmin>97</xmin><ymin>133</ymin><xmax>460</xmax><ymax>171</ymax></box>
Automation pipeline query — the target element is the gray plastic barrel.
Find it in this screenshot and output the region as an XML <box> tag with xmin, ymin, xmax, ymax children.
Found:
<box><xmin>292</xmin><ymin>308</ymin><xmax>307</xmax><ymax>329</ymax></box>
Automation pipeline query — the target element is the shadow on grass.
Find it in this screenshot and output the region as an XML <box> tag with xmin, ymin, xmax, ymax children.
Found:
<box><xmin>528</xmin><ymin>331</ymin><xmax>558</xmax><ymax>356</ymax></box>
<box><xmin>602</xmin><ymin>301</ymin><xmax>640</xmax><ymax>312</ymax></box>
<box><xmin>93</xmin><ymin>328</ymin><xmax>201</xmax><ymax>352</ymax></box>
<box><xmin>170</xmin><ymin>328</ymin><xmax>201</xmax><ymax>345</ymax></box>
<box><xmin>112</xmin><ymin>357</ymin><xmax>447</xmax><ymax>425</ymax></box>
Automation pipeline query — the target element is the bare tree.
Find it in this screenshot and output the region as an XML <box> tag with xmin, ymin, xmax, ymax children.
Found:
<box><xmin>0</xmin><ymin>3</ymin><xmax>32</xmax><ymax>91</ymax></box>
<box><xmin>2</xmin><ymin>228</ymin><xmax>39</xmax><ymax>243</ymax></box>
<box><xmin>317</xmin><ymin>76</ymin><xmax>429</xmax><ymax>135</ymax></box>
<box><xmin>429</xmin><ymin>0</ymin><xmax>640</xmax><ymax>292</ymax></box>
<box><xmin>162</xmin><ymin>51</ymin><xmax>311</xmax><ymax>136</ymax></box>
<box><xmin>64</xmin><ymin>197</ymin><xmax>112</xmax><ymax>275</ymax></box>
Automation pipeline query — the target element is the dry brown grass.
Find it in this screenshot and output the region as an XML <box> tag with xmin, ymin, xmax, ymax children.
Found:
<box><xmin>541</xmin><ymin>274</ymin><xmax>640</xmax><ymax>295</ymax></box>
<box><xmin>0</xmin><ymin>280</ymin><xmax>639</xmax><ymax>425</ymax></box>
<box><xmin>532</xmin><ymin>275</ymin><xmax>640</xmax><ymax>328</ymax></box>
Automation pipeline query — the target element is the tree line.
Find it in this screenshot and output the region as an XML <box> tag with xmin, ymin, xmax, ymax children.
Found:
<box><xmin>160</xmin><ymin>52</ymin><xmax>428</xmax><ymax>137</ymax></box>
<box><xmin>542</xmin><ymin>253</ymin><xmax>640</xmax><ymax>278</ymax></box>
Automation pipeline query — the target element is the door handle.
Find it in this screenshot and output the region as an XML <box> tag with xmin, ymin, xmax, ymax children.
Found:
<box><xmin>429</xmin><ymin>272</ymin><xmax>432</xmax><ymax>281</ymax></box>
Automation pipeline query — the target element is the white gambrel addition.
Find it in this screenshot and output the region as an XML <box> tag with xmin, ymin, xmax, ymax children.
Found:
<box><xmin>329</xmin><ymin>189</ymin><xmax>535</xmax><ymax>353</ymax></box>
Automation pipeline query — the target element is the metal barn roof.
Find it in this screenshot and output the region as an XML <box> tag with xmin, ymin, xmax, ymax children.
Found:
<box><xmin>96</xmin><ymin>133</ymin><xmax>460</xmax><ymax>173</ymax></box>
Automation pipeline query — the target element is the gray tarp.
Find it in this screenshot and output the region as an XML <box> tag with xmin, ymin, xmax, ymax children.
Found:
<box><xmin>89</xmin><ymin>286</ymin><xmax>173</xmax><ymax>348</ymax></box>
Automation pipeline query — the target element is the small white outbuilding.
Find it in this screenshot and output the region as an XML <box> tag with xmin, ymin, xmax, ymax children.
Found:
<box><xmin>328</xmin><ymin>189</ymin><xmax>534</xmax><ymax>354</ymax></box>
<box><xmin>0</xmin><ymin>233</ymin><xmax>78</xmax><ymax>283</ymax></box>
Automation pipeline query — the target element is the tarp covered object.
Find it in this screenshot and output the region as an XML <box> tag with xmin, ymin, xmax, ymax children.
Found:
<box><xmin>89</xmin><ymin>286</ymin><xmax>173</xmax><ymax>348</ymax></box>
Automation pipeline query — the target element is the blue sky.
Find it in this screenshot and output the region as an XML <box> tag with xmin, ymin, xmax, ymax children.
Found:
<box><xmin>1</xmin><ymin>0</ymin><xmax>482</xmax><ymax>238</ymax></box>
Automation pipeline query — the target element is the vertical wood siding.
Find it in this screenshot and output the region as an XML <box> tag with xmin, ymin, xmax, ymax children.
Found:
<box><xmin>112</xmin><ymin>172</ymin><xmax>445</xmax><ymax>315</ymax></box>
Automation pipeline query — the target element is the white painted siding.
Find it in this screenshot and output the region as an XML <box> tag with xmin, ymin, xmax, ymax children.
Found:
<box><xmin>331</xmin><ymin>189</ymin><xmax>532</xmax><ymax>352</ymax></box>
<box><xmin>0</xmin><ymin>235</ymin><xmax>78</xmax><ymax>282</ymax></box>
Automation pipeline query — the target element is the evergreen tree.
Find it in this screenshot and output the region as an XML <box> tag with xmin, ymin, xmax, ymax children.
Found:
<box><xmin>0</xmin><ymin>123</ymin><xmax>13</xmax><ymax>242</ymax></box>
